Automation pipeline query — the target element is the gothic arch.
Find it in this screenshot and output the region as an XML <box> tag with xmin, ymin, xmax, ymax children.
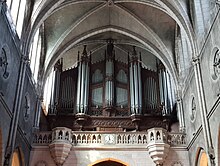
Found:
<box><xmin>25</xmin><ymin>0</ymin><xmax>196</xmax><ymax>61</ymax></box>
<box><xmin>12</xmin><ymin>147</ymin><xmax>25</xmax><ymax>166</ymax></box>
<box><xmin>43</xmin><ymin>26</ymin><xmax>178</xmax><ymax>90</ymax></box>
<box><xmin>195</xmin><ymin>148</ymin><xmax>208</xmax><ymax>166</ymax></box>
<box><xmin>88</xmin><ymin>158</ymin><xmax>129</xmax><ymax>166</ymax></box>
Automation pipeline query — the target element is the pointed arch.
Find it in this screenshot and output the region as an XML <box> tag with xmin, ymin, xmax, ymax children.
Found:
<box><xmin>88</xmin><ymin>158</ymin><xmax>129</xmax><ymax>166</ymax></box>
<box><xmin>12</xmin><ymin>147</ymin><xmax>25</xmax><ymax>166</ymax></box>
<box><xmin>43</xmin><ymin>26</ymin><xmax>178</xmax><ymax>90</ymax></box>
<box><xmin>195</xmin><ymin>148</ymin><xmax>208</xmax><ymax>166</ymax></box>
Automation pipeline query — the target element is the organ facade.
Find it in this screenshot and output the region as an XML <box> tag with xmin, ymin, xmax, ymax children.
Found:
<box><xmin>45</xmin><ymin>40</ymin><xmax>176</xmax><ymax>132</ymax></box>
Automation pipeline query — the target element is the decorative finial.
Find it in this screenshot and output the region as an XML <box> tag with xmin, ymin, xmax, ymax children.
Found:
<box><xmin>82</xmin><ymin>45</ymin><xmax>87</xmax><ymax>57</ymax></box>
<box><xmin>107</xmin><ymin>39</ymin><xmax>114</xmax><ymax>57</ymax></box>
<box><xmin>132</xmin><ymin>46</ymin><xmax>137</xmax><ymax>57</ymax></box>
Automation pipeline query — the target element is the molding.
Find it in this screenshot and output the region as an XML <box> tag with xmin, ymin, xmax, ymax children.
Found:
<box><xmin>187</xmin><ymin>125</ymin><xmax>202</xmax><ymax>150</ymax></box>
<box><xmin>17</xmin><ymin>125</ymin><xmax>32</xmax><ymax>150</ymax></box>
<box><xmin>198</xmin><ymin>7</ymin><xmax>220</xmax><ymax>60</ymax></box>
<box><xmin>0</xmin><ymin>92</ymin><xmax>13</xmax><ymax>118</ymax></box>
<box><xmin>207</xmin><ymin>95</ymin><xmax>220</xmax><ymax>120</ymax></box>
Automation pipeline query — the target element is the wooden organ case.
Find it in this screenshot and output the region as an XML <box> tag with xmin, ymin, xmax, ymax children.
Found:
<box><xmin>47</xmin><ymin>42</ymin><xmax>176</xmax><ymax>131</ymax></box>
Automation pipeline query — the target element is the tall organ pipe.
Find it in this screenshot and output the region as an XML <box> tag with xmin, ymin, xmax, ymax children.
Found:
<box><xmin>76</xmin><ymin>45</ymin><xmax>90</xmax><ymax>114</ymax></box>
<box><xmin>129</xmin><ymin>46</ymin><xmax>142</xmax><ymax>115</ymax></box>
<box><xmin>49</xmin><ymin>59</ymin><xmax>62</xmax><ymax>114</ymax></box>
<box><xmin>105</xmin><ymin>40</ymin><xmax>114</xmax><ymax>108</ymax></box>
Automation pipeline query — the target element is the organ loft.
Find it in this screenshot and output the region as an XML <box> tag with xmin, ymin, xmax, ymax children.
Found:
<box><xmin>43</xmin><ymin>39</ymin><xmax>177</xmax><ymax>132</ymax></box>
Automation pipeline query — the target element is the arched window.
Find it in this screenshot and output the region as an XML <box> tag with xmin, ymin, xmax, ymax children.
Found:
<box><xmin>6</xmin><ymin>0</ymin><xmax>27</xmax><ymax>37</ymax></box>
<box><xmin>89</xmin><ymin>158</ymin><xmax>129</xmax><ymax>166</ymax></box>
<box><xmin>29</xmin><ymin>28</ymin><xmax>42</xmax><ymax>82</ymax></box>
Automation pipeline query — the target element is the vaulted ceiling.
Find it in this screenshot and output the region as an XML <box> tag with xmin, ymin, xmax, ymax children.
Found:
<box><xmin>26</xmin><ymin>0</ymin><xmax>194</xmax><ymax>84</ymax></box>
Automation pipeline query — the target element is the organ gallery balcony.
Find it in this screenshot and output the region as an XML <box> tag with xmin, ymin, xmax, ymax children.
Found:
<box><xmin>33</xmin><ymin>127</ymin><xmax>186</xmax><ymax>165</ymax></box>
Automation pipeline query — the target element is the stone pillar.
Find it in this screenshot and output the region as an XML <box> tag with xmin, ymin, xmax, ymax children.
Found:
<box><xmin>4</xmin><ymin>55</ymin><xmax>29</xmax><ymax>166</ymax></box>
<box><xmin>192</xmin><ymin>57</ymin><xmax>215</xmax><ymax>164</ymax></box>
<box><xmin>104</xmin><ymin>40</ymin><xmax>114</xmax><ymax>109</ymax></box>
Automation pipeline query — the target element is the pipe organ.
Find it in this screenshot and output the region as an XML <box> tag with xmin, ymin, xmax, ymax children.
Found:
<box><xmin>46</xmin><ymin>42</ymin><xmax>176</xmax><ymax>131</ymax></box>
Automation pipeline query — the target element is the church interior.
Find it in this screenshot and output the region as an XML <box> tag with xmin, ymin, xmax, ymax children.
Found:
<box><xmin>0</xmin><ymin>0</ymin><xmax>220</xmax><ymax>165</ymax></box>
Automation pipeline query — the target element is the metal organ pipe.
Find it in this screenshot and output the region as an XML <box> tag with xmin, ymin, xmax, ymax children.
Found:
<box><xmin>48</xmin><ymin>59</ymin><xmax>62</xmax><ymax>115</ymax></box>
<box><xmin>137</xmin><ymin>59</ymin><xmax>142</xmax><ymax>113</ymax></box>
<box><xmin>76</xmin><ymin>45</ymin><xmax>90</xmax><ymax>114</ymax></box>
<box><xmin>105</xmin><ymin>41</ymin><xmax>114</xmax><ymax>108</ymax></box>
<box><xmin>129</xmin><ymin>62</ymin><xmax>135</xmax><ymax>114</ymax></box>
<box><xmin>129</xmin><ymin>46</ymin><xmax>142</xmax><ymax>115</ymax></box>
<box><xmin>84</xmin><ymin>63</ymin><xmax>89</xmax><ymax>112</ymax></box>
<box><xmin>80</xmin><ymin>61</ymin><xmax>85</xmax><ymax>112</ymax></box>
<box><xmin>76</xmin><ymin>61</ymin><xmax>82</xmax><ymax>112</ymax></box>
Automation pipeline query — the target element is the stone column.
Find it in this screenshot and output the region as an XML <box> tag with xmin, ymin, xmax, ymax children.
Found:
<box><xmin>4</xmin><ymin>55</ymin><xmax>29</xmax><ymax>166</ymax></box>
<box><xmin>192</xmin><ymin>57</ymin><xmax>215</xmax><ymax>164</ymax></box>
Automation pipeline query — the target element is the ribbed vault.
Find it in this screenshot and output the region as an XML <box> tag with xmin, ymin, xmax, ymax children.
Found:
<box><xmin>24</xmin><ymin>0</ymin><xmax>195</xmax><ymax>89</ymax></box>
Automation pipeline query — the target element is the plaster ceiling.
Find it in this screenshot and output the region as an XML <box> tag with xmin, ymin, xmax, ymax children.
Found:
<box><xmin>30</xmin><ymin>0</ymin><xmax>193</xmax><ymax>81</ymax></box>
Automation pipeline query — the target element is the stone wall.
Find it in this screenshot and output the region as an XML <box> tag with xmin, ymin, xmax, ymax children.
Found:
<box><xmin>29</xmin><ymin>147</ymin><xmax>189</xmax><ymax>166</ymax></box>
<box><xmin>0</xmin><ymin>3</ymin><xmax>38</xmax><ymax>165</ymax></box>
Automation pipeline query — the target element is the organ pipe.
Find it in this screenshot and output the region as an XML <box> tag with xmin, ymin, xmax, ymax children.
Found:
<box><xmin>129</xmin><ymin>46</ymin><xmax>142</xmax><ymax>115</ymax></box>
<box><xmin>105</xmin><ymin>40</ymin><xmax>114</xmax><ymax>108</ymax></box>
<box><xmin>76</xmin><ymin>45</ymin><xmax>90</xmax><ymax>114</ymax></box>
<box><xmin>157</xmin><ymin>61</ymin><xmax>175</xmax><ymax>115</ymax></box>
<box><xmin>49</xmin><ymin>59</ymin><xmax>62</xmax><ymax>114</ymax></box>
